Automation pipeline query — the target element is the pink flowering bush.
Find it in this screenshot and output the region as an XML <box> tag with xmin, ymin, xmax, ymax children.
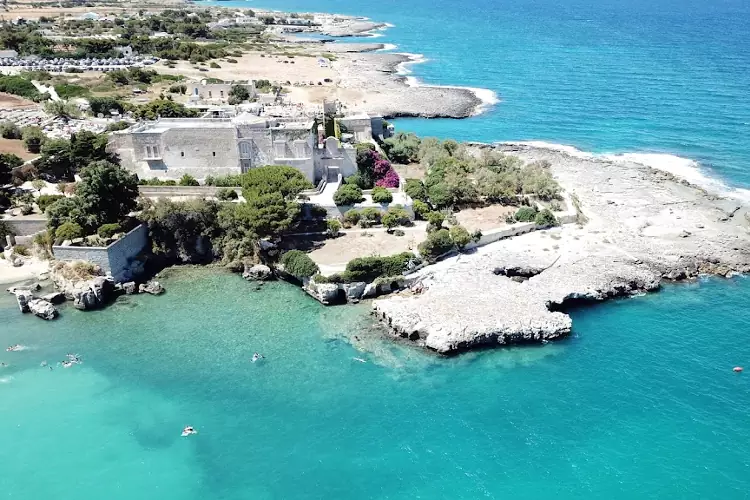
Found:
<box><xmin>375</xmin><ymin>168</ymin><xmax>400</xmax><ymax>188</ymax></box>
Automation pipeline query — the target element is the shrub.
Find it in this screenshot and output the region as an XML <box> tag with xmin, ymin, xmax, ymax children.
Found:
<box><xmin>22</xmin><ymin>126</ymin><xmax>45</xmax><ymax>153</ymax></box>
<box><xmin>333</xmin><ymin>184</ymin><xmax>364</xmax><ymax>206</ymax></box>
<box><xmin>106</xmin><ymin>121</ymin><xmax>131</xmax><ymax>132</ymax></box>
<box><xmin>404</xmin><ymin>178</ymin><xmax>428</xmax><ymax>202</ymax></box>
<box><xmin>326</xmin><ymin>219</ymin><xmax>341</xmax><ymax>237</ymax></box>
<box><xmin>449</xmin><ymin>225</ymin><xmax>471</xmax><ymax>250</ymax></box>
<box><xmin>418</xmin><ymin>229</ymin><xmax>454</xmax><ymax>261</ymax></box>
<box><xmin>37</xmin><ymin>194</ymin><xmax>64</xmax><ymax>213</ymax></box>
<box><xmin>426</xmin><ymin>211</ymin><xmax>445</xmax><ymax>231</ymax></box>
<box><xmin>344</xmin><ymin>252</ymin><xmax>416</xmax><ymax>282</ymax></box>
<box><xmin>412</xmin><ymin>199</ymin><xmax>430</xmax><ymax>220</ymax></box>
<box><xmin>514</xmin><ymin>206</ymin><xmax>538</xmax><ymax>223</ymax></box>
<box><xmin>20</xmin><ymin>204</ymin><xmax>33</xmax><ymax>215</ymax></box>
<box><xmin>360</xmin><ymin>207</ymin><xmax>381</xmax><ymax>222</ymax></box>
<box><xmin>226</xmin><ymin>58</ymin><xmax>238</xmax><ymax>63</ymax></box>
<box><xmin>0</xmin><ymin>121</ymin><xmax>22</xmax><ymax>140</ymax></box>
<box><xmin>343</xmin><ymin>210</ymin><xmax>361</xmax><ymax>225</ymax></box>
<box><xmin>179</xmin><ymin>174</ymin><xmax>200</xmax><ymax>186</ymax></box>
<box><xmin>55</xmin><ymin>222</ymin><xmax>84</xmax><ymax>242</ymax></box>
<box><xmin>371</xmin><ymin>186</ymin><xmax>393</xmax><ymax>204</ymax></box>
<box><xmin>344</xmin><ymin>173</ymin><xmax>368</xmax><ymax>189</ymax></box>
<box><xmin>381</xmin><ymin>207</ymin><xmax>411</xmax><ymax>229</ymax></box>
<box><xmin>210</xmin><ymin>62</ymin><xmax>221</xmax><ymax>68</ymax></box>
<box><xmin>97</xmin><ymin>223</ymin><xmax>121</xmax><ymax>238</ymax></box>
<box><xmin>280</xmin><ymin>249</ymin><xmax>319</xmax><ymax>279</ymax></box>
<box><xmin>0</xmin><ymin>219</ymin><xmax>15</xmax><ymax>242</ymax></box>
<box><xmin>12</xmin><ymin>244</ymin><xmax>29</xmax><ymax>256</ymax></box>
<box><xmin>216</xmin><ymin>188</ymin><xmax>238</xmax><ymax>201</ymax></box>
<box><xmin>534</xmin><ymin>208</ymin><xmax>558</xmax><ymax>228</ymax></box>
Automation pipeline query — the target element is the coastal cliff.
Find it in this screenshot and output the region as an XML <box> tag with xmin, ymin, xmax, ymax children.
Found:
<box><xmin>373</xmin><ymin>145</ymin><xmax>750</xmax><ymax>354</ymax></box>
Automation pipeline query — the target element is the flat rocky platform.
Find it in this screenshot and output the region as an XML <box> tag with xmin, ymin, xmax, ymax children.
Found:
<box><xmin>373</xmin><ymin>145</ymin><xmax>750</xmax><ymax>354</ymax></box>
<box><xmin>336</xmin><ymin>52</ymin><xmax>483</xmax><ymax>118</ymax></box>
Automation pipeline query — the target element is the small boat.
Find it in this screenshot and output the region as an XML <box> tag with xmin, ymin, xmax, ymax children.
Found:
<box><xmin>353</xmin><ymin>357</ymin><xmax>367</xmax><ymax>363</ymax></box>
<box><xmin>733</xmin><ymin>366</ymin><xmax>743</xmax><ymax>373</ymax></box>
<box><xmin>6</xmin><ymin>345</ymin><xmax>21</xmax><ymax>352</ymax></box>
<box><xmin>182</xmin><ymin>426</ymin><xmax>197</xmax><ymax>437</ymax></box>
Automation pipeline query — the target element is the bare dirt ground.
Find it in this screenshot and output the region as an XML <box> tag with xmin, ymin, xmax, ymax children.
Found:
<box><xmin>1</xmin><ymin>0</ymin><xmax>180</xmax><ymax>18</ymax></box>
<box><xmin>0</xmin><ymin>92</ymin><xmax>36</xmax><ymax>110</ymax></box>
<box><xmin>0</xmin><ymin>138</ymin><xmax>37</xmax><ymax>161</ymax></box>
<box><xmin>454</xmin><ymin>205</ymin><xmax>516</xmax><ymax>232</ymax></box>
<box><xmin>309</xmin><ymin>226</ymin><xmax>427</xmax><ymax>270</ymax></box>
<box><xmin>392</xmin><ymin>163</ymin><xmax>426</xmax><ymax>180</ymax></box>
<box><xmin>157</xmin><ymin>53</ymin><xmax>337</xmax><ymax>86</ymax></box>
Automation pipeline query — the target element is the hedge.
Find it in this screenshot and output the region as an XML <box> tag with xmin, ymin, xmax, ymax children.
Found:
<box><xmin>280</xmin><ymin>250</ymin><xmax>319</xmax><ymax>279</ymax></box>
<box><xmin>344</xmin><ymin>252</ymin><xmax>416</xmax><ymax>282</ymax></box>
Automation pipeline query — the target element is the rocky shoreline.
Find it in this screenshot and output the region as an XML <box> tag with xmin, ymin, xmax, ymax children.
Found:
<box><xmin>333</xmin><ymin>51</ymin><xmax>485</xmax><ymax>118</ymax></box>
<box><xmin>372</xmin><ymin>145</ymin><xmax>750</xmax><ymax>354</ymax></box>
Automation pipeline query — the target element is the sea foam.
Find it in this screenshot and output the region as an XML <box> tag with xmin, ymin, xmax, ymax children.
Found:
<box><xmin>512</xmin><ymin>142</ymin><xmax>750</xmax><ymax>203</ymax></box>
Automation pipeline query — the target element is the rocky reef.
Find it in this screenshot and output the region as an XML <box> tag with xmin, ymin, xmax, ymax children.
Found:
<box><xmin>373</xmin><ymin>145</ymin><xmax>750</xmax><ymax>354</ymax></box>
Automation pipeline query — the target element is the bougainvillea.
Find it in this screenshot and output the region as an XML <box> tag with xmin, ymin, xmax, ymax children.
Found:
<box><xmin>375</xmin><ymin>168</ymin><xmax>399</xmax><ymax>188</ymax></box>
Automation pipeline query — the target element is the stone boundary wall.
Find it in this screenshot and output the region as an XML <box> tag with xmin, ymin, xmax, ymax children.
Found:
<box><xmin>138</xmin><ymin>186</ymin><xmax>241</xmax><ymax>198</ymax></box>
<box><xmin>6</xmin><ymin>217</ymin><xmax>47</xmax><ymax>236</ymax></box>
<box><xmin>51</xmin><ymin>224</ymin><xmax>148</xmax><ymax>282</ymax></box>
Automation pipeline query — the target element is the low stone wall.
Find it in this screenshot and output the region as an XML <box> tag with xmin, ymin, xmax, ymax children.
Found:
<box><xmin>51</xmin><ymin>224</ymin><xmax>148</xmax><ymax>282</ymax></box>
<box><xmin>138</xmin><ymin>185</ymin><xmax>241</xmax><ymax>198</ymax></box>
<box><xmin>6</xmin><ymin>217</ymin><xmax>47</xmax><ymax>236</ymax></box>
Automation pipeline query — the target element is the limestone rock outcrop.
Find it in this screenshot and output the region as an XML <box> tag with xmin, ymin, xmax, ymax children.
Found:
<box><xmin>139</xmin><ymin>280</ymin><xmax>165</xmax><ymax>295</ymax></box>
<box><xmin>372</xmin><ymin>144</ymin><xmax>750</xmax><ymax>354</ymax></box>
<box><xmin>28</xmin><ymin>298</ymin><xmax>58</xmax><ymax>320</ymax></box>
<box><xmin>71</xmin><ymin>276</ymin><xmax>115</xmax><ymax>310</ymax></box>
<box><xmin>243</xmin><ymin>264</ymin><xmax>274</xmax><ymax>281</ymax></box>
<box><xmin>42</xmin><ymin>292</ymin><xmax>66</xmax><ymax>305</ymax></box>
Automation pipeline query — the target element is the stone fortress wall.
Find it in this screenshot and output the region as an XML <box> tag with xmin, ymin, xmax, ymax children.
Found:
<box><xmin>52</xmin><ymin>224</ymin><xmax>149</xmax><ymax>282</ymax></box>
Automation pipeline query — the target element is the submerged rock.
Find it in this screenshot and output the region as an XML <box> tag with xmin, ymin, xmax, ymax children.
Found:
<box><xmin>139</xmin><ymin>281</ymin><xmax>164</xmax><ymax>295</ymax></box>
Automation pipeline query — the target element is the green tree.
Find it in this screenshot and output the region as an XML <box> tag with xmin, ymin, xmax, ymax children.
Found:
<box><xmin>75</xmin><ymin>161</ymin><xmax>139</xmax><ymax>229</ymax></box>
<box><xmin>534</xmin><ymin>208</ymin><xmax>558</xmax><ymax>228</ymax></box>
<box><xmin>426</xmin><ymin>211</ymin><xmax>445</xmax><ymax>232</ymax></box>
<box><xmin>88</xmin><ymin>96</ymin><xmax>125</xmax><ymax>116</ymax></box>
<box><xmin>179</xmin><ymin>174</ymin><xmax>199</xmax><ymax>186</ymax></box>
<box><xmin>326</xmin><ymin>219</ymin><xmax>341</xmax><ymax>237</ymax></box>
<box><xmin>240</xmin><ymin>165</ymin><xmax>313</xmax><ymax>200</ymax></box>
<box><xmin>449</xmin><ymin>225</ymin><xmax>471</xmax><ymax>250</ymax></box>
<box><xmin>514</xmin><ymin>206</ymin><xmax>538</xmax><ymax>223</ymax></box>
<box><xmin>371</xmin><ymin>186</ymin><xmax>393</xmax><ymax>203</ymax></box>
<box><xmin>228</xmin><ymin>84</ymin><xmax>250</xmax><ymax>105</ymax></box>
<box><xmin>44</xmin><ymin>99</ymin><xmax>81</xmax><ymax>120</ymax></box>
<box><xmin>55</xmin><ymin>221</ymin><xmax>84</xmax><ymax>242</ymax></box>
<box><xmin>418</xmin><ymin>229</ymin><xmax>454</xmax><ymax>261</ymax></box>
<box><xmin>46</xmin><ymin>197</ymin><xmax>86</xmax><ymax>230</ymax></box>
<box><xmin>381</xmin><ymin>206</ymin><xmax>411</xmax><ymax>230</ymax></box>
<box><xmin>383</xmin><ymin>132</ymin><xmax>420</xmax><ymax>163</ymax></box>
<box><xmin>280</xmin><ymin>250</ymin><xmax>319</xmax><ymax>279</ymax></box>
<box><xmin>133</xmin><ymin>100</ymin><xmax>198</xmax><ymax>120</ymax></box>
<box><xmin>22</xmin><ymin>126</ymin><xmax>45</xmax><ymax>153</ymax></box>
<box><xmin>0</xmin><ymin>153</ymin><xmax>23</xmax><ymax>185</ymax></box>
<box><xmin>0</xmin><ymin>121</ymin><xmax>21</xmax><ymax>139</ymax></box>
<box><xmin>412</xmin><ymin>199</ymin><xmax>430</xmax><ymax>220</ymax></box>
<box><xmin>333</xmin><ymin>184</ymin><xmax>364</xmax><ymax>206</ymax></box>
<box><xmin>404</xmin><ymin>178</ymin><xmax>428</xmax><ymax>202</ymax></box>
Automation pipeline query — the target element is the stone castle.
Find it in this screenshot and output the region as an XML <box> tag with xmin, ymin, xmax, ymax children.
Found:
<box><xmin>109</xmin><ymin>109</ymin><xmax>388</xmax><ymax>184</ymax></box>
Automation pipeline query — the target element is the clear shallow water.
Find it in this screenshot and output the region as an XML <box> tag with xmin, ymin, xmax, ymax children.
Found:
<box><xmin>4</xmin><ymin>0</ymin><xmax>750</xmax><ymax>497</ymax></box>
<box><xmin>2</xmin><ymin>270</ymin><xmax>750</xmax><ymax>499</ymax></box>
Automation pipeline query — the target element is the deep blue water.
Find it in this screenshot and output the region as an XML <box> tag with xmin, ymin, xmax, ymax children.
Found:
<box><xmin>3</xmin><ymin>1</ymin><xmax>750</xmax><ymax>498</ymax></box>
<box><xmin>242</xmin><ymin>0</ymin><xmax>750</xmax><ymax>186</ymax></box>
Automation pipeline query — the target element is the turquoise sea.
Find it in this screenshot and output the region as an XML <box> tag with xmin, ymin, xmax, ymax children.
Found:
<box><xmin>4</xmin><ymin>0</ymin><xmax>750</xmax><ymax>498</ymax></box>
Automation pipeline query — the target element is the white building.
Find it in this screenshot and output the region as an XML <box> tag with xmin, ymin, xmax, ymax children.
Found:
<box><xmin>109</xmin><ymin>113</ymin><xmax>383</xmax><ymax>183</ymax></box>
<box><xmin>188</xmin><ymin>80</ymin><xmax>257</xmax><ymax>104</ymax></box>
